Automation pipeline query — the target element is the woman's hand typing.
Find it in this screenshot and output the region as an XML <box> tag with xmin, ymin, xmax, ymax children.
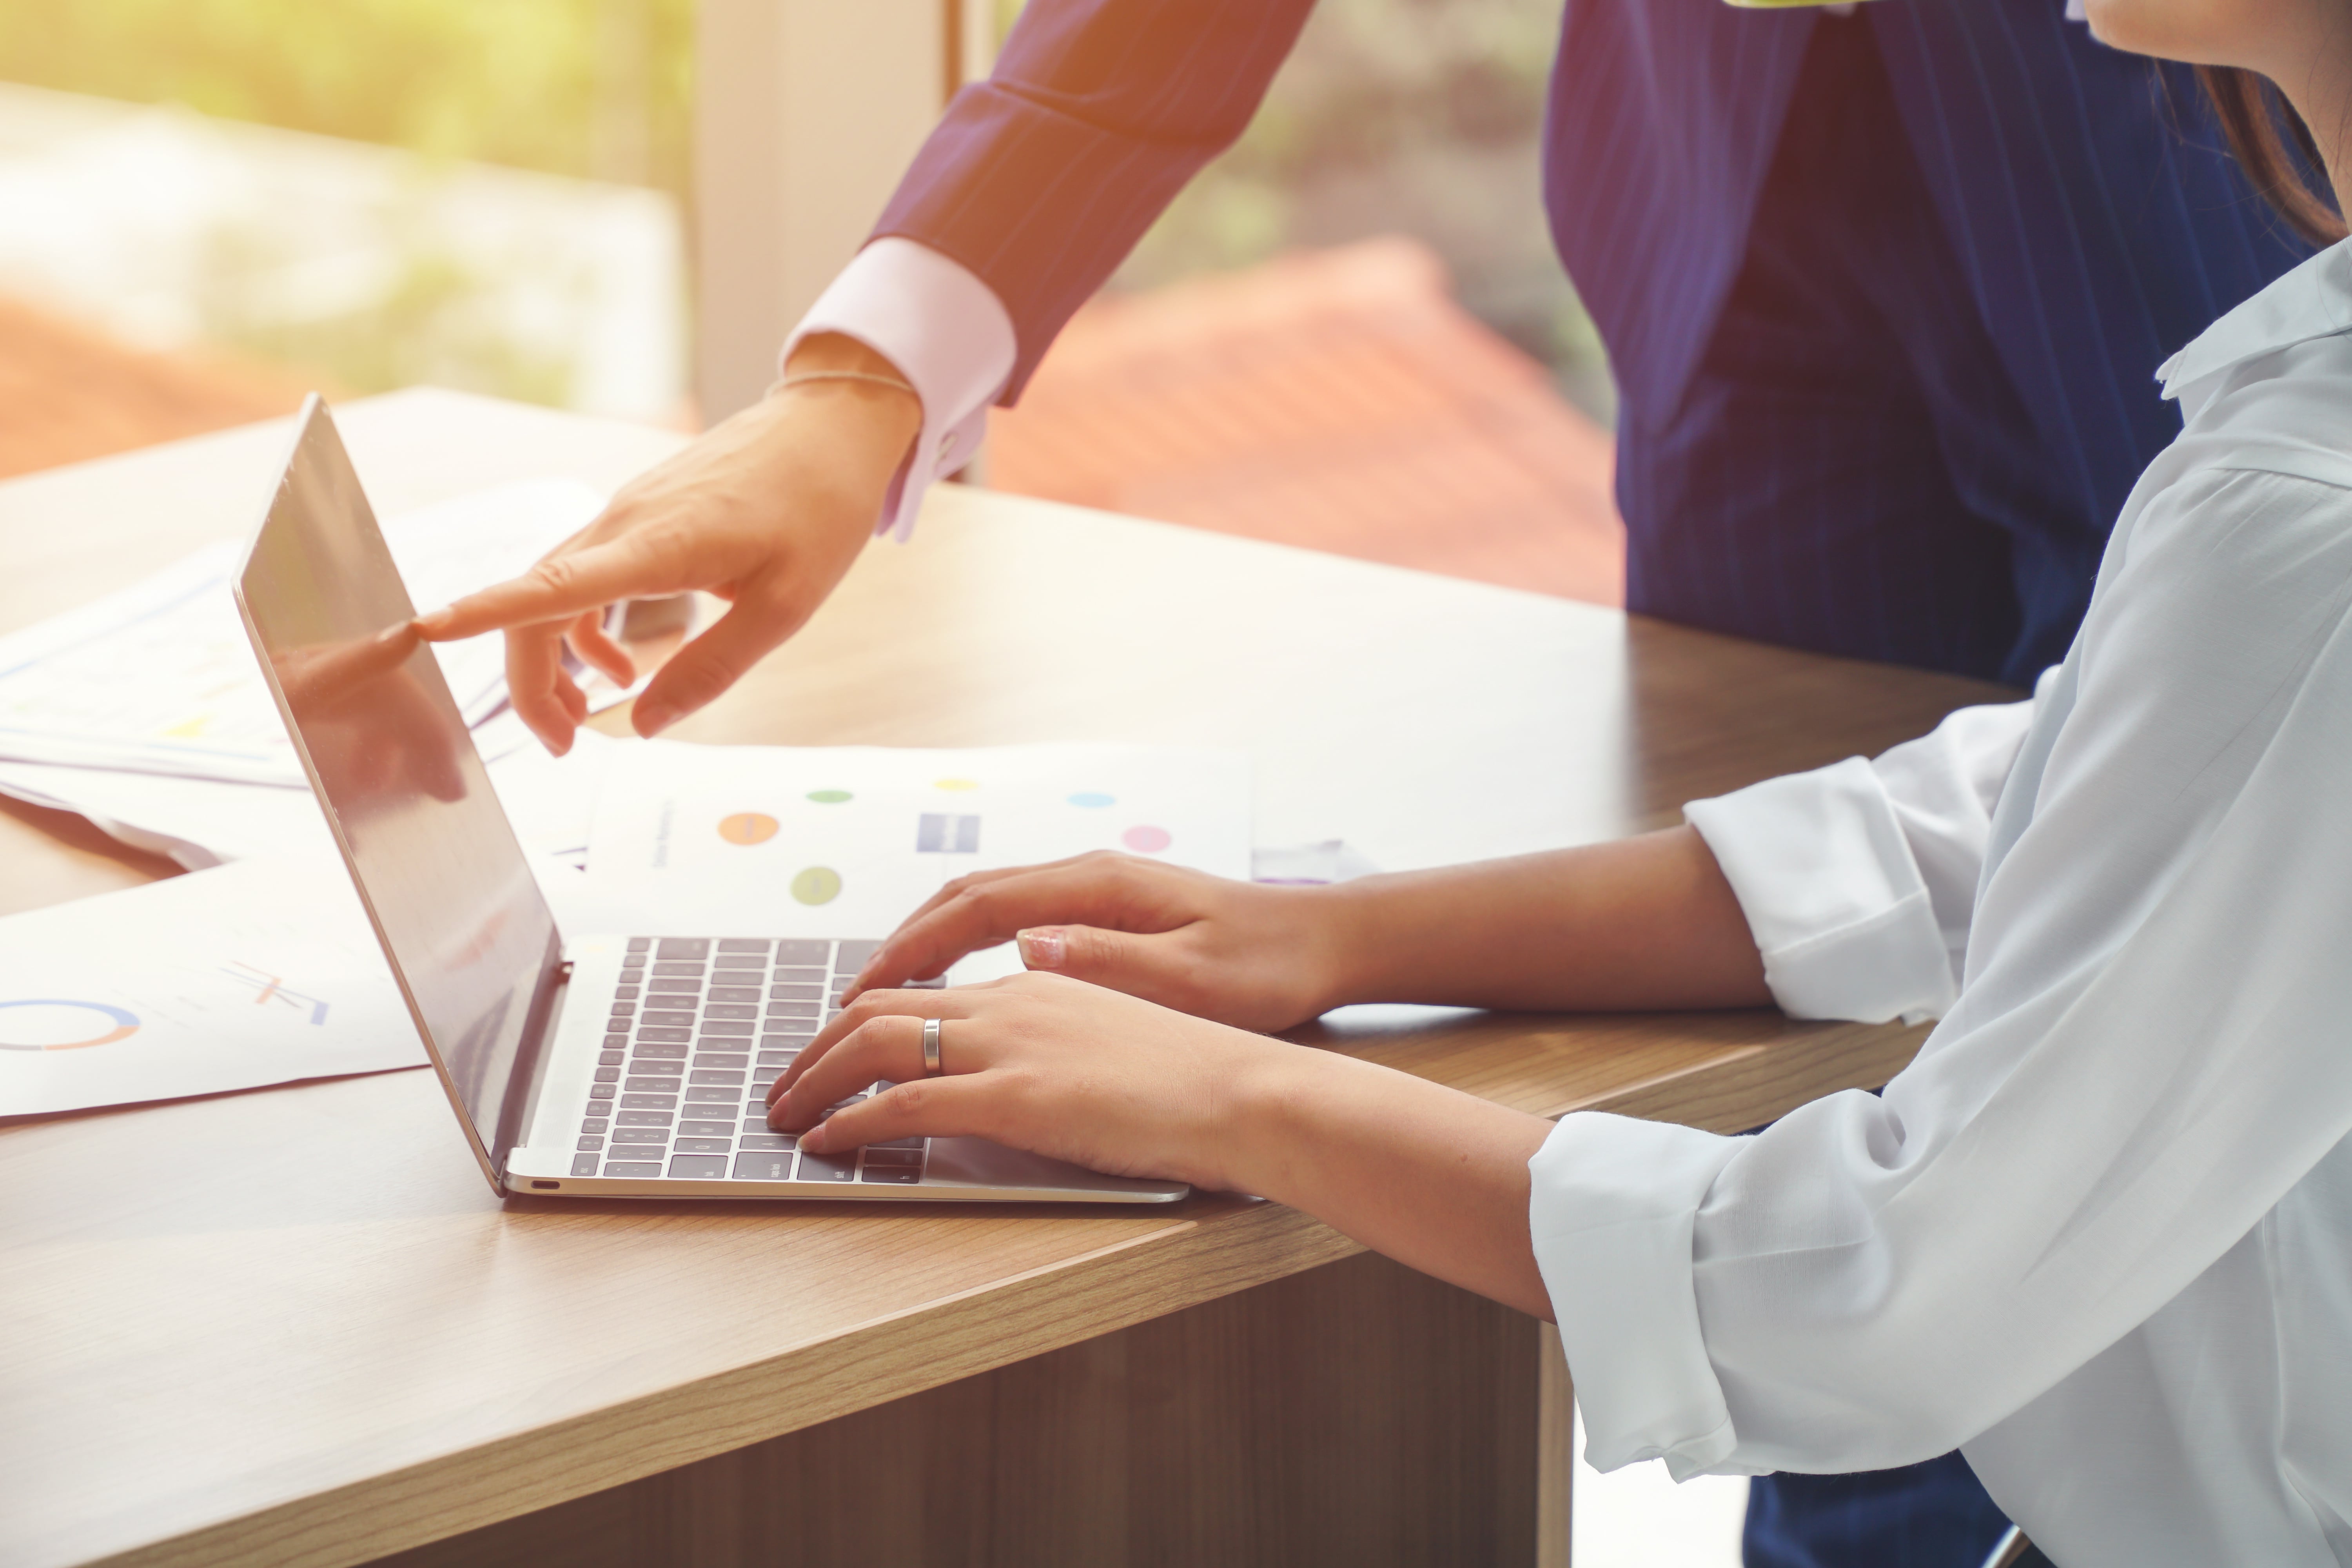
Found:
<box><xmin>840</xmin><ymin>853</ymin><xmax>1350</xmax><ymax>1034</ymax></box>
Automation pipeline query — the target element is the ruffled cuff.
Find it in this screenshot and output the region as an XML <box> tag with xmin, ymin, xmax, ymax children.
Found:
<box><xmin>781</xmin><ymin>237</ymin><xmax>1017</xmax><ymax>540</ymax></box>
<box><xmin>1530</xmin><ymin>1112</ymin><xmax>1744</xmax><ymax>1479</ymax></box>
<box><xmin>1684</xmin><ymin>758</ymin><xmax>1957</xmax><ymax>1025</ymax></box>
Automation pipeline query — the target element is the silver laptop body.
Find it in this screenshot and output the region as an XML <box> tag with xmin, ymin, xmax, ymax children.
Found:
<box><xmin>234</xmin><ymin>396</ymin><xmax>1185</xmax><ymax>1205</ymax></box>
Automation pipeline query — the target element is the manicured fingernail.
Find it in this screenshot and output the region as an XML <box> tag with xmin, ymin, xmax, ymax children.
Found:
<box><xmin>1018</xmin><ymin>927</ymin><xmax>1065</xmax><ymax>969</ymax></box>
<box><xmin>414</xmin><ymin>607</ymin><xmax>451</xmax><ymax>635</ymax></box>
<box><xmin>799</xmin><ymin>1121</ymin><xmax>826</xmax><ymax>1153</ymax></box>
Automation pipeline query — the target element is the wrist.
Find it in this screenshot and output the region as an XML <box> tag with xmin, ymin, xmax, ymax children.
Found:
<box><xmin>1306</xmin><ymin>877</ymin><xmax>1413</xmax><ymax>1011</ymax></box>
<box><xmin>772</xmin><ymin>333</ymin><xmax>923</xmax><ymax>452</ymax></box>
<box><xmin>1206</xmin><ymin>1034</ymin><xmax>1332</xmax><ymax>1199</ymax></box>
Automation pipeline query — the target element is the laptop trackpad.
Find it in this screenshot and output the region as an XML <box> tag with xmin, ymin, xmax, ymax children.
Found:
<box><xmin>923</xmin><ymin>1136</ymin><xmax>1187</xmax><ymax>1199</ymax></box>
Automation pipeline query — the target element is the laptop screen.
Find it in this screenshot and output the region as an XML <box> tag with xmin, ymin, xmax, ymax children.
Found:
<box><xmin>235</xmin><ymin>398</ymin><xmax>561</xmax><ymax>1176</ymax></box>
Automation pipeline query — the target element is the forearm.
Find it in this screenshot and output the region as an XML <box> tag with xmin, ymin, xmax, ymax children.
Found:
<box><xmin>1313</xmin><ymin>826</ymin><xmax>1769</xmax><ymax>1014</ymax></box>
<box><xmin>1222</xmin><ymin>1045</ymin><xmax>1556</xmax><ymax>1319</ymax></box>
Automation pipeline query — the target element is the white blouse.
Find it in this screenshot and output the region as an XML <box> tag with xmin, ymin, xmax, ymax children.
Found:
<box><xmin>1530</xmin><ymin>241</ymin><xmax>2352</xmax><ymax>1566</ymax></box>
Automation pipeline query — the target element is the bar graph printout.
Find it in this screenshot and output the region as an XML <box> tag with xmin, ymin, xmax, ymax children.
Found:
<box><xmin>0</xmin><ymin>853</ymin><xmax>422</xmax><ymax>1118</ymax></box>
<box><xmin>587</xmin><ymin>742</ymin><xmax>1252</xmax><ymax>978</ymax></box>
<box><xmin>0</xmin><ymin>480</ymin><xmax>627</xmax><ymax>786</ymax></box>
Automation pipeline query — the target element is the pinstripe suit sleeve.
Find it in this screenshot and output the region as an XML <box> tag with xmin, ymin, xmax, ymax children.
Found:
<box><xmin>869</xmin><ymin>0</ymin><xmax>1318</xmax><ymax>401</ymax></box>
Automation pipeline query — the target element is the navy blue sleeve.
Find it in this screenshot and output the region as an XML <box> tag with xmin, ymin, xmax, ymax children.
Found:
<box><xmin>869</xmin><ymin>0</ymin><xmax>1317</xmax><ymax>401</ymax></box>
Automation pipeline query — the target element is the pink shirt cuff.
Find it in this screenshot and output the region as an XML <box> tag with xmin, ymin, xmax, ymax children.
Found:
<box><xmin>782</xmin><ymin>237</ymin><xmax>1017</xmax><ymax>541</ymax></box>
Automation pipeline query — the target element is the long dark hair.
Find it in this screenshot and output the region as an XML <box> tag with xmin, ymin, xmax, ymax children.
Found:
<box><xmin>2198</xmin><ymin>65</ymin><xmax>2347</xmax><ymax>245</ymax></box>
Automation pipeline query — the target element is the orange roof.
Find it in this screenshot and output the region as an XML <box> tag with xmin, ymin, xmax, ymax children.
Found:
<box><xmin>987</xmin><ymin>237</ymin><xmax>1624</xmax><ymax>605</ymax></box>
<box><xmin>0</xmin><ymin>294</ymin><xmax>310</xmax><ymax>481</ymax></box>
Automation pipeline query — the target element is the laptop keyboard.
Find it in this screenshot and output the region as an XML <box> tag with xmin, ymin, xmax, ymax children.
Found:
<box><xmin>566</xmin><ymin>937</ymin><xmax>934</xmax><ymax>1184</ymax></box>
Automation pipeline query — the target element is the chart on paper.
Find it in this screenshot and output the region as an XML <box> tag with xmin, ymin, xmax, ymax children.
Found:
<box><xmin>586</xmin><ymin>742</ymin><xmax>1252</xmax><ymax>958</ymax></box>
<box><xmin>0</xmin><ymin>854</ymin><xmax>421</xmax><ymax>1117</ymax></box>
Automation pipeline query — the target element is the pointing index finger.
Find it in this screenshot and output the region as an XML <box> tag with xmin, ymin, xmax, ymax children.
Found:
<box><xmin>414</xmin><ymin>536</ymin><xmax>675</xmax><ymax>641</ymax></box>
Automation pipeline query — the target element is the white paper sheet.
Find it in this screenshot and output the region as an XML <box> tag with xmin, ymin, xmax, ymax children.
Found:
<box><xmin>0</xmin><ymin>479</ymin><xmax>633</xmax><ymax>785</ymax></box>
<box><xmin>0</xmin><ymin>852</ymin><xmax>426</xmax><ymax>1118</ymax></box>
<box><xmin>584</xmin><ymin>742</ymin><xmax>1253</xmax><ymax>962</ymax></box>
<box><xmin>0</xmin><ymin>726</ymin><xmax>615</xmax><ymax>872</ymax></box>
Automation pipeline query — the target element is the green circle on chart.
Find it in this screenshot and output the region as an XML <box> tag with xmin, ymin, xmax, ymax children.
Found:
<box><xmin>807</xmin><ymin>789</ymin><xmax>852</xmax><ymax>804</ymax></box>
<box><xmin>790</xmin><ymin>866</ymin><xmax>843</xmax><ymax>906</ymax></box>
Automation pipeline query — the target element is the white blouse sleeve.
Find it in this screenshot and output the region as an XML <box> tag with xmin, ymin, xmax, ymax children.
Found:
<box><xmin>1684</xmin><ymin>693</ymin><xmax>2039</xmax><ymax>1025</ymax></box>
<box><xmin>1535</xmin><ymin>463</ymin><xmax>2352</xmax><ymax>1481</ymax></box>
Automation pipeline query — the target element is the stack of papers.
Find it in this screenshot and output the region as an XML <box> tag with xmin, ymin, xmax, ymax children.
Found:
<box><xmin>0</xmin><ymin>480</ymin><xmax>638</xmax><ymax>870</ymax></box>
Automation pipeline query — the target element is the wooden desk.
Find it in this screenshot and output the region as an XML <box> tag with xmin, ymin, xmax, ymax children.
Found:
<box><xmin>0</xmin><ymin>392</ymin><xmax>2009</xmax><ymax>1568</ymax></box>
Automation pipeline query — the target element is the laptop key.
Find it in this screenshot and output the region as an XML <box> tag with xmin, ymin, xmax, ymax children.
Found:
<box><xmin>647</xmin><ymin>977</ymin><xmax>700</xmax><ymax>995</ymax></box>
<box><xmin>603</xmin><ymin>1160</ymin><xmax>662</xmax><ymax>1177</ymax></box>
<box><xmin>617</xmin><ymin>1110</ymin><xmax>673</xmax><ymax>1127</ymax></box>
<box><xmin>572</xmin><ymin>1154</ymin><xmax>599</xmax><ymax>1176</ymax></box>
<box><xmin>733</xmin><ymin>1150</ymin><xmax>795</xmax><ymax>1181</ymax></box>
<box><xmin>773</xmin><ymin>940</ymin><xmax>829</xmax><ymax>966</ymax></box>
<box><xmin>590</xmin><ymin>1085</ymin><xmax>617</xmax><ymax>1101</ymax></box>
<box><xmin>603</xmin><ymin>1033</ymin><xmax>628</xmax><ymax>1050</ymax></box>
<box><xmin>640</xmin><ymin>1009</ymin><xmax>696</xmax><ymax>1027</ymax></box>
<box><xmin>610</xmin><ymin>1127</ymin><xmax>667</xmax><ymax>1144</ymax></box>
<box><xmin>623</xmin><ymin>1076</ymin><xmax>682</xmax><ymax>1093</ymax></box>
<box><xmin>771</xmin><ymin>966</ymin><xmax>826</xmax><ymax>984</ymax></box>
<box><xmin>580</xmin><ymin>1118</ymin><xmax>610</xmax><ymax>1134</ymax></box>
<box><xmin>608</xmin><ymin>1001</ymin><xmax>635</xmax><ymax>1018</ymax></box>
<box><xmin>656</xmin><ymin>939</ymin><xmax>709</xmax><ymax>960</ymax></box>
<box><xmin>699</xmin><ymin>1020</ymin><xmax>755</xmax><ymax>1036</ymax></box>
<box><xmin>870</xmin><ymin>1136</ymin><xmax>925</xmax><ymax>1149</ymax></box>
<box><xmin>668</xmin><ymin>1155</ymin><xmax>727</xmax><ymax>1178</ymax></box>
<box><xmin>633</xmin><ymin>1042</ymin><xmax>688</xmax><ymax>1061</ymax></box>
<box><xmin>835</xmin><ymin>940</ymin><xmax>880</xmax><ymax>974</ymax></box>
<box><xmin>593</xmin><ymin>1067</ymin><xmax>620</xmax><ymax>1084</ymax></box>
<box><xmin>673</xmin><ymin>1137</ymin><xmax>731</xmax><ymax>1154</ymax></box>
<box><xmin>757</xmin><ymin>1050</ymin><xmax>800</xmax><ymax>1068</ymax></box>
<box><xmin>627</xmin><ymin>938</ymin><xmax>652</xmax><ymax>953</ymax></box>
<box><xmin>619</xmin><ymin>1094</ymin><xmax>677</xmax><ymax>1110</ymax></box>
<box><xmin>703</xmin><ymin>1003</ymin><xmax>759</xmax><ymax>1022</ymax></box>
<box><xmin>613</xmin><ymin>985</ymin><xmax>641</xmax><ymax>1001</ymax></box>
<box><xmin>860</xmin><ymin>1165</ymin><xmax>922</xmax><ymax>1184</ymax></box>
<box><xmin>577</xmin><ymin>1136</ymin><xmax>604</xmax><ymax>1151</ymax></box>
<box><xmin>706</xmin><ymin>986</ymin><xmax>762</xmax><ymax>1004</ymax></box>
<box><xmin>863</xmin><ymin>1148</ymin><xmax>922</xmax><ymax>1168</ymax></box>
<box><xmin>739</xmin><ymin>1132</ymin><xmax>796</xmax><ymax>1150</ymax></box>
<box><xmin>767</xmin><ymin>1000</ymin><xmax>822</xmax><ymax>1019</ymax></box>
<box><xmin>678</xmin><ymin>1119</ymin><xmax>734</xmax><ymax>1137</ymax></box>
<box><xmin>718</xmin><ymin>938</ymin><xmax>771</xmax><ymax>953</ymax></box>
<box><xmin>598</xmin><ymin>1050</ymin><xmax>624</xmax><ymax>1067</ymax></box>
<box><xmin>635</xmin><ymin>1027</ymin><xmax>692</xmax><ymax>1044</ymax></box>
<box><xmin>798</xmin><ymin>1152</ymin><xmax>857</xmax><ymax>1182</ymax></box>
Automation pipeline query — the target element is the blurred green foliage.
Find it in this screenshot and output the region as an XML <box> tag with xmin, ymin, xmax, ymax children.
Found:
<box><xmin>0</xmin><ymin>0</ymin><xmax>695</xmax><ymax>197</ymax></box>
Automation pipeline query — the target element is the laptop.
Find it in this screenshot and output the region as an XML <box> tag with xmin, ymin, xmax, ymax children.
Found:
<box><xmin>234</xmin><ymin>396</ymin><xmax>1187</xmax><ymax>1205</ymax></box>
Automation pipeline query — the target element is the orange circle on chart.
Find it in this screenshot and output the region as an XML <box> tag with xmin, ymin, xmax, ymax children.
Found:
<box><xmin>718</xmin><ymin>813</ymin><xmax>779</xmax><ymax>846</ymax></box>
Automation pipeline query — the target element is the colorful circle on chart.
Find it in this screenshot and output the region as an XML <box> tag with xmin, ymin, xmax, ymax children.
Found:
<box><xmin>806</xmin><ymin>789</ymin><xmax>853</xmax><ymax>804</ymax></box>
<box><xmin>0</xmin><ymin>999</ymin><xmax>141</xmax><ymax>1051</ymax></box>
<box><xmin>791</xmin><ymin>866</ymin><xmax>843</xmax><ymax>906</ymax></box>
<box><xmin>717</xmin><ymin>813</ymin><xmax>779</xmax><ymax>846</ymax></box>
<box><xmin>933</xmin><ymin>777</ymin><xmax>980</xmax><ymax>792</ymax></box>
<box><xmin>1121</xmin><ymin>825</ymin><xmax>1173</xmax><ymax>854</ymax></box>
<box><xmin>1067</xmin><ymin>792</ymin><xmax>1116</xmax><ymax>808</ymax></box>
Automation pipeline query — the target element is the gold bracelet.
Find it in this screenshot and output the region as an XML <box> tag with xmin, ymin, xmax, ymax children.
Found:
<box><xmin>772</xmin><ymin>369</ymin><xmax>918</xmax><ymax>399</ymax></box>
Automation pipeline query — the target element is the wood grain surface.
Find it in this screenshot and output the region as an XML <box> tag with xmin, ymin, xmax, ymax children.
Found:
<box><xmin>0</xmin><ymin>391</ymin><xmax>2009</xmax><ymax>1568</ymax></box>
